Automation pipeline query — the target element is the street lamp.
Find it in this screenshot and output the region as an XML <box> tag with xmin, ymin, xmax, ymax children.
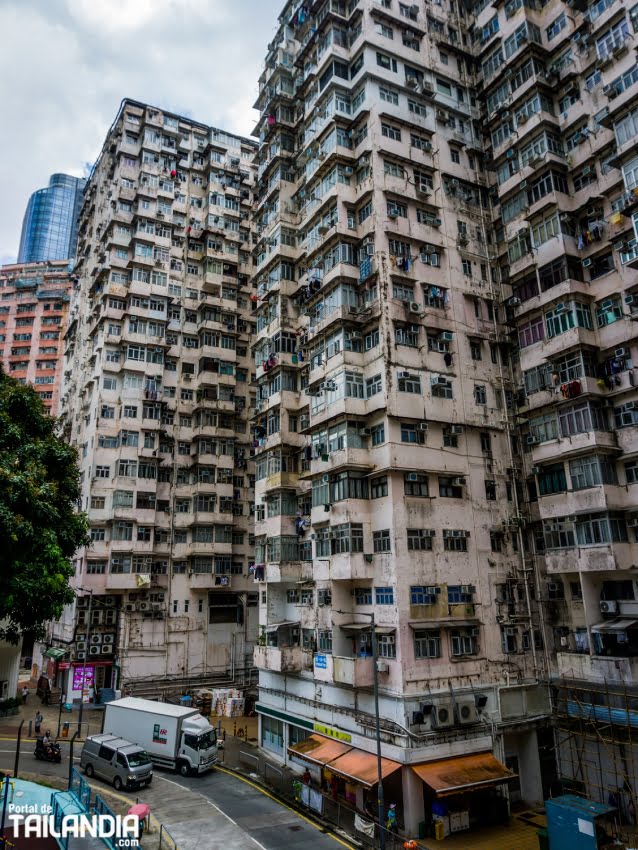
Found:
<box><xmin>334</xmin><ymin>610</ymin><xmax>385</xmax><ymax>850</ymax></box>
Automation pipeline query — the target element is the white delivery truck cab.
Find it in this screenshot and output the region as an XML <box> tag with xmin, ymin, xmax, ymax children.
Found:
<box><xmin>103</xmin><ymin>697</ymin><xmax>217</xmax><ymax>776</ymax></box>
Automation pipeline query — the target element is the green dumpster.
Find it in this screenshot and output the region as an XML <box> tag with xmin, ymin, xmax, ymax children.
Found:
<box><xmin>537</xmin><ymin>827</ymin><xmax>549</xmax><ymax>850</ymax></box>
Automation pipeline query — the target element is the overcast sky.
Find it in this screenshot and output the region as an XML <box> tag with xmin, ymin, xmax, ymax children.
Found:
<box><xmin>0</xmin><ymin>0</ymin><xmax>284</xmax><ymax>264</ymax></box>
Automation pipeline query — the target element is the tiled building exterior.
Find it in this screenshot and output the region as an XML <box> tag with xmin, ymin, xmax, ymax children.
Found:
<box><xmin>0</xmin><ymin>260</ymin><xmax>72</xmax><ymax>415</ymax></box>
<box><xmin>249</xmin><ymin>0</ymin><xmax>638</xmax><ymax>831</ymax></box>
<box><xmin>60</xmin><ymin>101</ymin><xmax>259</xmax><ymax>695</ymax></box>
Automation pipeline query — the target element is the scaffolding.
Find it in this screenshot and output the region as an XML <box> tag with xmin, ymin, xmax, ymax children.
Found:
<box><xmin>553</xmin><ymin>677</ymin><xmax>638</xmax><ymax>843</ymax></box>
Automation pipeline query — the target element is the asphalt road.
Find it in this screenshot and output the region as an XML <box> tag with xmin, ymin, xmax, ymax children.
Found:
<box><xmin>0</xmin><ymin>740</ymin><xmax>351</xmax><ymax>850</ymax></box>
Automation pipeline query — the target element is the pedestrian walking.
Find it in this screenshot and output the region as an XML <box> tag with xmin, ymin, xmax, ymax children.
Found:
<box><xmin>21</xmin><ymin>686</ymin><xmax>28</xmax><ymax>704</ymax></box>
<box><xmin>34</xmin><ymin>711</ymin><xmax>43</xmax><ymax>735</ymax></box>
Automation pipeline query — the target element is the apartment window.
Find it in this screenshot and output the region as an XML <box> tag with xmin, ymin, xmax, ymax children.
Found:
<box><xmin>355</xmin><ymin>587</ymin><xmax>372</xmax><ymax>605</ymax></box>
<box><xmin>90</xmin><ymin>496</ymin><xmax>106</xmax><ymax>510</ymax></box>
<box><xmin>90</xmin><ymin>528</ymin><xmax>105</xmax><ymax>542</ymax></box>
<box><xmin>625</xmin><ymin>460</ymin><xmax>638</xmax><ymax>484</ymax></box>
<box><xmin>414</xmin><ymin>630</ymin><xmax>441</xmax><ymax>659</ymax></box>
<box><xmin>404</xmin><ymin>473</ymin><xmax>428</xmax><ymax>497</ymax></box>
<box><xmin>490</xmin><ymin>532</ymin><xmax>505</xmax><ymax>553</ymax></box>
<box><xmin>432</xmin><ymin>378</ymin><xmax>453</xmax><ymax>399</ymax></box>
<box><xmin>373</xmin><ymin>530</ymin><xmax>391</xmax><ymax>553</ymax></box>
<box><xmin>377</xmin><ymin>633</ymin><xmax>396</xmax><ymax>659</ymax></box>
<box><xmin>112</xmin><ymin>522</ymin><xmax>133</xmax><ymax>542</ymax></box>
<box><xmin>443</xmin><ymin>530</ymin><xmax>468</xmax><ymax>552</ymax></box>
<box><xmin>303</xmin><ymin>624</ymin><xmax>329</xmax><ymax>655</ymax></box>
<box><xmin>462</xmin><ymin>259</ymin><xmax>472</xmax><ymax>276</ymax></box>
<box><xmin>485</xmin><ymin>480</ymin><xmax>497</xmax><ymax>501</ymax></box>
<box><xmin>379</xmin><ymin>85</ymin><xmax>399</xmax><ymax>105</ymax></box>
<box><xmin>407</xmin><ymin>529</ymin><xmax>433</xmax><ymax>551</ymax></box>
<box><xmin>95</xmin><ymin>466</ymin><xmax>110</xmax><ymax>479</ymax></box>
<box><xmin>365</xmin><ymin>329</ymin><xmax>380</xmax><ymax>350</ymax></box>
<box><xmin>470</xmin><ymin>341</ymin><xmax>482</xmax><ymax>361</ymax></box>
<box><xmin>398</xmin><ymin>373</ymin><xmax>421</xmax><ymax>394</ymax></box>
<box><xmin>375</xmin><ymin>586</ymin><xmax>394</xmax><ymax>605</ymax></box>
<box><xmin>451</xmin><ymin>628</ymin><xmax>478</xmax><ymax>656</ymax></box>
<box><xmin>371</xmin><ymin>423</ymin><xmax>385</xmax><ymax>445</ymax></box>
<box><xmin>381</xmin><ymin>123</ymin><xmax>401</xmax><ymax>141</ymax></box>
<box><xmin>546</xmin><ymin>13</ymin><xmax>566</xmax><ymax>40</ymax></box>
<box><xmin>371</xmin><ymin>476</ymin><xmax>388</xmax><ymax>499</ymax></box>
<box><xmin>538</xmin><ymin>464</ymin><xmax>567</xmax><ymax>495</ymax></box>
<box><xmin>474</xmin><ymin>385</ymin><xmax>487</xmax><ymax>405</ymax></box>
<box><xmin>377</xmin><ymin>52</ymin><xmax>398</xmax><ymax>72</ymax></box>
<box><xmin>401</xmin><ymin>423</ymin><xmax>424</xmax><ymax>444</ymax></box>
<box><xmin>366</xmin><ymin>374</ymin><xmax>382</xmax><ymax>397</ymax></box>
<box><xmin>570</xmin><ymin>456</ymin><xmax>618</xmax><ymax>489</ymax></box>
<box><xmin>101</xmin><ymin>405</ymin><xmax>115</xmax><ymax>419</ymax></box>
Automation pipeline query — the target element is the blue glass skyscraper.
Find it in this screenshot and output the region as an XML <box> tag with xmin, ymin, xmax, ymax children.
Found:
<box><xmin>17</xmin><ymin>173</ymin><xmax>86</xmax><ymax>263</ymax></box>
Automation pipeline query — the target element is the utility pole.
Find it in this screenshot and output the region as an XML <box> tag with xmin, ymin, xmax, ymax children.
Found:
<box><xmin>370</xmin><ymin>612</ymin><xmax>386</xmax><ymax>850</ymax></box>
<box><xmin>77</xmin><ymin>590</ymin><xmax>93</xmax><ymax>737</ymax></box>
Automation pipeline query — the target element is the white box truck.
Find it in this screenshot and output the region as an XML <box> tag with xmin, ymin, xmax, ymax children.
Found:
<box><xmin>103</xmin><ymin>697</ymin><xmax>217</xmax><ymax>776</ymax></box>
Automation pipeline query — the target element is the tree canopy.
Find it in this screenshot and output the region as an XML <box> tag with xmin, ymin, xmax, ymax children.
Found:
<box><xmin>0</xmin><ymin>367</ymin><xmax>89</xmax><ymax>644</ymax></box>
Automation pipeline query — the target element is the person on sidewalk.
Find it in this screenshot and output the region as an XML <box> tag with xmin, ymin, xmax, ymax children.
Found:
<box><xmin>34</xmin><ymin>711</ymin><xmax>43</xmax><ymax>735</ymax></box>
<box><xmin>21</xmin><ymin>686</ymin><xmax>28</xmax><ymax>704</ymax></box>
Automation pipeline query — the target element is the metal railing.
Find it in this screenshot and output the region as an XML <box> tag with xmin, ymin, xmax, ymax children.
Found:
<box><xmin>158</xmin><ymin>824</ymin><xmax>179</xmax><ymax>850</ymax></box>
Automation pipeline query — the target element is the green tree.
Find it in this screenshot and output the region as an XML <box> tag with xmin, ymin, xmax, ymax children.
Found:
<box><xmin>0</xmin><ymin>367</ymin><xmax>89</xmax><ymax>644</ymax></box>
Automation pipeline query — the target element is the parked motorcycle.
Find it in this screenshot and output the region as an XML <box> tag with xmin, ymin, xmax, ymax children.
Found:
<box><xmin>34</xmin><ymin>737</ymin><xmax>62</xmax><ymax>763</ymax></box>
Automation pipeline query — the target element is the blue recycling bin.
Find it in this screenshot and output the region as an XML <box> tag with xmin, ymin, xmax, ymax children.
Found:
<box><xmin>180</xmin><ymin>696</ymin><xmax>193</xmax><ymax>707</ymax></box>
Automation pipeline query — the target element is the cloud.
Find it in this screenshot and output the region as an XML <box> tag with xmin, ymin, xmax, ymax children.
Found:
<box><xmin>0</xmin><ymin>0</ymin><xmax>282</xmax><ymax>261</ymax></box>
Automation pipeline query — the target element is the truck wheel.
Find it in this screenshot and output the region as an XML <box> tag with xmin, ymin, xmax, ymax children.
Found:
<box><xmin>113</xmin><ymin>776</ymin><xmax>123</xmax><ymax>791</ymax></box>
<box><xmin>178</xmin><ymin>761</ymin><xmax>191</xmax><ymax>777</ymax></box>
<box><xmin>84</xmin><ymin>764</ymin><xmax>94</xmax><ymax>777</ymax></box>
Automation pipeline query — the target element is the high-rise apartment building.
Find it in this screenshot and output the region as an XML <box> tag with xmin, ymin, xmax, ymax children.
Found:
<box><xmin>249</xmin><ymin>0</ymin><xmax>638</xmax><ymax>833</ymax></box>
<box><xmin>475</xmin><ymin>0</ymin><xmax>638</xmax><ymax>814</ymax></box>
<box><xmin>18</xmin><ymin>174</ymin><xmax>86</xmax><ymax>264</ymax></box>
<box><xmin>0</xmin><ymin>260</ymin><xmax>72</xmax><ymax>414</ymax></box>
<box><xmin>60</xmin><ymin>100</ymin><xmax>258</xmax><ymax>697</ymax></box>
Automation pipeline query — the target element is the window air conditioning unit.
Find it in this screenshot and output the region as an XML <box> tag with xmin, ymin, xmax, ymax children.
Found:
<box><xmin>90</xmin><ymin>634</ymin><xmax>102</xmax><ymax>645</ymax></box>
<box><xmin>625</xmin><ymin>294</ymin><xmax>635</xmax><ymax>305</ymax></box>
<box><xmin>440</xmin><ymin>331</ymin><xmax>454</xmax><ymax>342</ymax></box>
<box><xmin>376</xmin><ymin>660</ymin><xmax>389</xmax><ymax>673</ymax></box>
<box><xmin>398</xmin><ymin>371</ymin><xmax>411</xmax><ymax>379</ymax></box>
<box><xmin>89</xmin><ymin>646</ymin><xmax>101</xmax><ymax>657</ymax></box>
<box><xmin>138</xmin><ymin>602</ymin><xmax>150</xmax><ymax>611</ymax></box>
<box><xmin>582</xmin><ymin>258</ymin><xmax>593</xmax><ymax>268</ymax></box>
<box><xmin>600</xmin><ymin>600</ymin><xmax>618</xmax><ymax>614</ymax></box>
<box><xmin>433</xmin><ymin>701</ymin><xmax>455</xmax><ymax>729</ymax></box>
<box><xmin>453</xmin><ymin>477</ymin><xmax>466</xmax><ymax>486</ymax></box>
<box><xmin>102</xmin><ymin>634</ymin><xmax>115</xmax><ymax>645</ymax></box>
<box><xmin>101</xmin><ymin>645</ymin><xmax>114</xmax><ymax>655</ymax></box>
<box><xmin>627</xmin><ymin>517</ymin><xmax>638</xmax><ymax>528</ymax></box>
<box><xmin>322</xmin><ymin>473</ymin><xmax>330</xmax><ymax>483</ymax></box>
<box><xmin>409</xmin><ymin>302</ymin><xmax>422</xmax><ymax>314</ymax></box>
<box><xmin>365</xmin><ymin>243</ymin><xmax>375</xmax><ymax>256</ymax></box>
<box><xmin>419</xmin><ymin>422</ymin><xmax>429</xmax><ymax>431</ymax></box>
<box><xmin>406</xmin><ymin>473</ymin><xmax>420</xmax><ymax>482</ymax></box>
<box><xmin>616</xmin><ymin>347</ymin><xmax>628</xmax><ymax>357</ymax></box>
<box><xmin>449</xmin><ymin>425</ymin><xmax>463</xmax><ymax>435</ymax></box>
<box><xmin>456</xmin><ymin>699</ymin><xmax>479</xmax><ymax>725</ymax></box>
<box><xmin>527</xmin><ymin>435</ymin><xmax>541</xmax><ymax>445</ymax></box>
<box><xmin>76</xmin><ymin>642</ymin><xmax>86</xmax><ymax>652</ymax></box>
<box><xmin>124</xmin><ymin>603</ymin><xmax>135</xmax><ymax>613</ymax></box>
<box><xmin>76</xmin><ymin>651</ymin><xmax>86</xmax><ymax>661</ymax></box>
<box><xmin>359</xmin><ymin>427</ymin><xmax>372</xmax><ymax>436</ymax></box>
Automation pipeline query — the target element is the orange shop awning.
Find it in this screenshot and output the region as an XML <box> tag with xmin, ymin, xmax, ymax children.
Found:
<box><xmin>288</xmin><ymin>734</ymin><xmax>352</xmax><ymax>766</ymax></box>
<box><xmin>411</xmin><ymin>752</ymin><xmax>516</xmax><ymax>797</ymax></box>
<box><xmin>328</xmin><ymin>749</ymin><xmax>402</xmax><ymax>788</ymax></box>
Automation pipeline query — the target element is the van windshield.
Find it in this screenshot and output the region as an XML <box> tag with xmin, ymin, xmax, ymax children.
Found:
<box><xmin>126</xmin><ymin>750</ymin><xmax>151</xmax><ymax>767</ymax></box>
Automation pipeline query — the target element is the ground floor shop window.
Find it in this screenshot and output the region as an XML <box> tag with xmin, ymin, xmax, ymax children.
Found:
<box><xmin>261</xmin><ymin>715</ymin><xmax>283</xmax><ymax>754</ymax></box>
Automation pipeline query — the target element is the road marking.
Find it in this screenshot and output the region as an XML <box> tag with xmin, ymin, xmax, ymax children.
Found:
<box><xmin>214</xmin><ymin>766</ymin><xmax>356</xmax><ymax>850</ymax></box>
<box><xmin>155</xmin><ymin>774</ymin><xmax>270</xmax><ymax>850</ymax></box>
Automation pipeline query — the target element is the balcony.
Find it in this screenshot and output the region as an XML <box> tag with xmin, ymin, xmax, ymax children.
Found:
<box><xmin>265</xmin><ymin>561</ymin><xmax>313</xmax><ymax>583</ymax></box>
<box><xmin>544</xmin><ymin>542</ymin><xmax>635</xmax><ymax>574</ymax></box>
<box><xmin>253</xmin><ymin>645</ymin><xmax>311</xmax><ymax>673</ymax></box>
<box><xmin>313</xmin><ymin>553</ymin><xmax>376</xmax><ymax>583</ymax></box>
<box><xmin>189</xmin><ymin>572</ymin><xmax>233</xmax><ymax>589</ymax></box>
<box><xmin>333</xmin><ymin>656</ymin><xmax>374</xmax><ymax>688</ymax></box>
<box><xmin>556</xmin><ymin>651</ymin><xmax>638</xmax><ymax>685</ymax></box>
<box><xmin>538</xmin><ymin>484</ymin><xmax>631</xmax><ymax>520</ymax></box>
<box><xmin>620</xmin><ymin>238</ymin><xmax>638</xmax><ymax>269</ymax></box>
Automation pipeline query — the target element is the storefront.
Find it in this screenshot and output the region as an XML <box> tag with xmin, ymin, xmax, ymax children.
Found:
<box><xmin>57</xmin><ymin>661</ymin><xmax>114</xmax><ymax>703</ymax></box>
<box><xmin>288</xmin><ymin>733</ymin><xmax>402</xmax><ymax>813</ymax></box>
<box><xmin>410</xmin><ymin>752</ymin><xmax>515</xmax><ymax>838</ymax></box>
